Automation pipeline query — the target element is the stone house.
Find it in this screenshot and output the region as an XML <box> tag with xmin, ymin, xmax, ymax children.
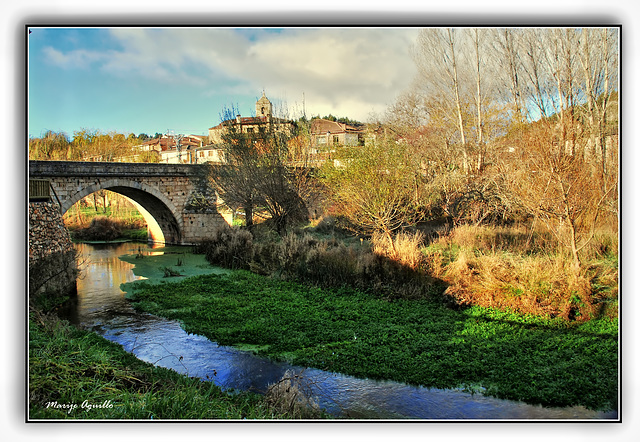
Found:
<box><xmin>309</xmin><ymin>119</ymin><xmax>365</xmax><ymax>151</ymax></box>
<box><xmin>138</xmin><ymin>135</ymin><xmax>206</xmax><ymax>164</ymax></box>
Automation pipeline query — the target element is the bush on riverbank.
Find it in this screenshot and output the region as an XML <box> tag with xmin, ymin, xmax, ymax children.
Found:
<box><xmin>68</xmin><ymin>216</ymin><xmax>147</xmax><ymax>242</ymax></box>
<box><xmin>196</xmin><ymin>222</ymin><xmax>618</xmax><ymax>320</ymax></box>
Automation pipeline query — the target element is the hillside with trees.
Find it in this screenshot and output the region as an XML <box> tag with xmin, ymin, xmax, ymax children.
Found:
<box><xmin>28</xmin><ymin>129</ymin><xmax>157</xmax><ymax>162</ymax></box>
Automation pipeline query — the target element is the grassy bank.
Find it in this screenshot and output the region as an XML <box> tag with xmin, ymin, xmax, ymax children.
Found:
<box><xmin>194</xmin><ymin>222</ymin><xmax>618</xmax><ymax>321</ymax></box>
<box><xmin>29</xmin><ymin>311</ymin><xmax>296</xmax><ymax>420</ymax></box>
<box><xmin>64</xmin><ymin>204</ymin><xmax>148</xmax><ymax>242</ymax></box>
<box><xmin>123</xmin><ymin>262</ymin><xmax>618</xmax><ymax>412</ymax></box>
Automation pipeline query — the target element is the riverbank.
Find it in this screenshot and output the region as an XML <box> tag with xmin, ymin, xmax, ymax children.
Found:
<box><xmin>29</xmin><ymin>309</ymin><xmax>309</xmax><ymax>419</ymax></box>
<box><xmin>28</xmin><ymin>243</ymin><xmax>330</xmax><ymax>420</ymax></box>
<box><xmin>64</xmin><ymin>201</ymin><xmax>148</xmax><ymax>242</ymax></box>
<box><xmin>122</xmin><ymin>251</ymin><xmax>618</xmax><ymax>413</ymax></box>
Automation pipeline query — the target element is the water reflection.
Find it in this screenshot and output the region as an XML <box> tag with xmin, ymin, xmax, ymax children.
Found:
<box><xmin>61</xmin><ymin>242</ymin><xmax>618</xmax><ymax>420</ymax></box>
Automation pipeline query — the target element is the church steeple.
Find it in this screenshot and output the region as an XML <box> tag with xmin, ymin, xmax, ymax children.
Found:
<box><xmin>256</xmin><ymin>91</ymin><xmax>272</xmax><ymax>118</ymax></box>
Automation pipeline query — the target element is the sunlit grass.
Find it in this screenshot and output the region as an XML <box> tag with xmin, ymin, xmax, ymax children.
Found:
<box><xmin>125</xmin><ymin>269</ymin><xmax>618</xmax><ymax>412</ymax></box>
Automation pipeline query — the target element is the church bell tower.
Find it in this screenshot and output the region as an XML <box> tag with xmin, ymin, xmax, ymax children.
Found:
<box><xmin>256</xmin><ymin>91</ymin><xmax>272</xmax><ymax>118</ymax></box>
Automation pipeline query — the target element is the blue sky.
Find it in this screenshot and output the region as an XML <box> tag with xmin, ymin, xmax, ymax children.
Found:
<box><xmin>28</xmin><ymin>27</ymin><xmax>420</xmax><ymax>138</ymax></box>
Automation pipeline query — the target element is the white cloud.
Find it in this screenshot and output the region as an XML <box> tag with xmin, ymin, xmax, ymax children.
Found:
<box><xmin>43</xmin><ymin>46</ymin><xmax>109</xmax><ymax>68</ymax></box>
<box><xmin>237</xmin><ymin>28</ymin><xmax>420</xmax><ymax>119</ymax></box>
<box><xmin>43</xmin><ymin>27</ymin><xmax>421</xmax><ymax>122</ymax></box>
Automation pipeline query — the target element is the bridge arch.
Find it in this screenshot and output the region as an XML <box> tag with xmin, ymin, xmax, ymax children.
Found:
<box><xmin>30</xmin><ymin>160</ymin><xmax>229</xmax><ymax>245</ymax></box>
<box><xmin>61</xmin><ymin>178</ymin><xmax>183</xmax><ymax>244</ymax></box>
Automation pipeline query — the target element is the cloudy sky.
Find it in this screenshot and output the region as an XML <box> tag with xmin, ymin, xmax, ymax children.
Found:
<box><xmin>27</xmin><ymin>27</ymin><xmax>421</xmax><ymax>138</ymax></box>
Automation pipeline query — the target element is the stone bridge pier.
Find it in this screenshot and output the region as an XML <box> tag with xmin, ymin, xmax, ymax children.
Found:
<box><xmin>29</xmin><ymin>160</ymin><xmax>230</xmax><ymax>244</ymax></box>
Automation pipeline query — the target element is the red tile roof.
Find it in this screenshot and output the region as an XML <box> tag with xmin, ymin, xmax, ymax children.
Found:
<box><xmin>310</xmin><ymin>119</ymin><xmax>363</xmax><ymax>135</ymax></box>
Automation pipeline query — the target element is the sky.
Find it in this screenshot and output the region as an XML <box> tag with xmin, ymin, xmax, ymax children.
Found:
<box><xmin>27</xmin><ymin>26</ymin><xmax>421</xmax><ymax>138</ymax></box>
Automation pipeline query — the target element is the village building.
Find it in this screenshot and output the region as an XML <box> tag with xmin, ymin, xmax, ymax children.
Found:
<box><xmin>133</xmin><ymin>134</ymin><xmax>209</xmax><ymax>164</ymax></box>
<box><xmin>207</xmin><ymin>92</ymin><xmax>296</xmax><ymax>145</ymax></box>
<box><xmin>132</xmin><ymin>92</ymin><xmax>367</xmax><ymax>165</ymax></box>
<box><xmin>309</xmin><ymin>118</ymin><xmax>365</xmax><ymax>152</ymax></box>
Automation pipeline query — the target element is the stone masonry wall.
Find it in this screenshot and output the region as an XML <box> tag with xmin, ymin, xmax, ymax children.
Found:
<box><xmin>30</xmin><ymin>160</ymin><xmax>231</xmax><ymax>244</ymax></box>
<box><xmin>29</xmin><ymin>201</ymin><xmax>78</xmax><ymax>298</ymax></box>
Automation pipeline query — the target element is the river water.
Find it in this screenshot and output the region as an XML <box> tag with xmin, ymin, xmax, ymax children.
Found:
<box><xmin>59</xmin><ymin>241</ymin><xmax>618</xmax><ymax>420</ymax></box>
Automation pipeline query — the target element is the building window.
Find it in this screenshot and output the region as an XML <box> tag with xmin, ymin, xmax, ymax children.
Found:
<box><xmin>333</xmin><ymin>135</ymin><xmax>339</xmax><ymax>144</ymax></box>
<box><xmin>317</xmin><ymin>135</ymin><xmax>327</xmax><ymax>145</ymax></box>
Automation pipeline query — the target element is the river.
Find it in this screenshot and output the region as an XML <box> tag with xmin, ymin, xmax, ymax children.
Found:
<box><xmin>58</xmin><ymin>241</ymin><xmax>618</xmax><ymax>420</ymax></box>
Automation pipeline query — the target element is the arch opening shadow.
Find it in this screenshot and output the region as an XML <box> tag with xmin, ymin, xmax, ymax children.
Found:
<box><xmin>61</xmin><ymin>185</ymin><xmax>183</xmax><ymax>245</ymax></box>
<box><xmin>106</xmin><ymin>186</ymin><xmax>181</xmax><ymax>244</ymax></box>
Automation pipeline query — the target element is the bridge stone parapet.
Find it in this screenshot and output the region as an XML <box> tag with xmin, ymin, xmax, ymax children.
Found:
<box><xmin>29</xmin><ymin>160</ymin><xmax>229</xmax><ymax>245</ymax></box>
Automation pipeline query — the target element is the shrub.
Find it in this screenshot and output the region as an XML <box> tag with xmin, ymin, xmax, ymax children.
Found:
<box><xmin>73</xmin><ymin>216</ymin><xmax>122</xmax><ymax>241</ymax></box>
<box><xmin>435</xmin><ymin>225</ymin><xmax>617</xmax><ymax>320</ymax></box>
<box><xmin>196</xmin><ymin>227</ymin><xmax>254</xmax><ymax>270</ymax></box>
<box><xmin>371</xmin><ymin>231</ymin><xmax>426</xmax><ymax>271</ymax></box>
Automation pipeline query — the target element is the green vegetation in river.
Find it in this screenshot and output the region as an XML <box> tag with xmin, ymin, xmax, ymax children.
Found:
<box><xmin>119</xmin><ymin>246</ymin><xmax>230</xmax><ymax>294</ymax></box>
<box><xmin>125</xmin><ymin>269</ymin><xmax>618</xmax><ymax>412</ymax></box>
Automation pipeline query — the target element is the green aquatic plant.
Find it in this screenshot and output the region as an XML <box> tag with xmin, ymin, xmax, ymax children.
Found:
<box><xmin>125</xmin><ymin>270</ymin><xmax>618</xmax><ymax>412</ymax></box>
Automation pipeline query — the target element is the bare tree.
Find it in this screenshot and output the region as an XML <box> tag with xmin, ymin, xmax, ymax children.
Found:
<box><xmin>210</xmin><ymin>106</ymin><xmax>309</xmax><ymax>233</ymax></box>
<box><xmin>414</xmin><ymin>28</ymin><xmax>472</xmax><ymax>173</ymax></box>
<box><xmin>501</xmin><ymin>122</ymin><xmax>615</xmax><ymax>271</ymax></box>
<box><xmin>492</xmin><ymin>28</ymin><xmax>526</xmax><ymax>122</ymax></box>
<box><xmin>210</xmin><ymin>107</ymin><xmax>263</xmax><ymax>231</ymax></box>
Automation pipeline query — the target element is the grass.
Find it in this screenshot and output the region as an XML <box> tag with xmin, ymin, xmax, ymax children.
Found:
<box><xmin>64</xmin><ymin>203</ymin><xmax>147</xmax><ymax>242</ymax></box>
<box><xmin>29</xmin><ymin>310</ymin><xmax>300</xmax><ymax>420</ymax></box>
<box><xmin>123</xmin><ymin>263</ymin><xmax>618</xmax><ymax>412</ymax></box>
<box><xmin>427</xmin><ymin>225</ymin><xmax>619</xmax><ymax>320</ymax></box>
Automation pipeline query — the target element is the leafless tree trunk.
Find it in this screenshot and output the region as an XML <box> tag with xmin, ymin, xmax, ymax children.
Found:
<box><xmin>495</xmin><ymin>28</ymin><xmax>525</xmax><ymax>121</ymax></box>
<box><xmin>446</xmin><ymin>29</ymin><xmax>469</xmax><ymax>173</ymax></box>
<box><xmin>471</xmin><ymin>28</ymin><xmax>485</xmax><ymax>172</ymax></box>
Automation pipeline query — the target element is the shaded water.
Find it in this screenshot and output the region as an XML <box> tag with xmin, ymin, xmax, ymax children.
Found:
<box><xmin>60</xmin><ymin>242</ymin><xmax>617</xmax><ymax>420</ymax></box>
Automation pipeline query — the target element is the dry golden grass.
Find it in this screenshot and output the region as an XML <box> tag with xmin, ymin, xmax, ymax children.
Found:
<box><xmin>429</xmin><ymin>225</ymin><xmax>618</xmax><ymax>319</ymax></box>
<box><xmin>264</xmin><ymin>370</ymin><xmax>321</xmax><ymax>419</ymax></box>
<box><xmin>371</xmin><ymin>231</ymin><xmax>426</xmax><ymax>271</ymax></box>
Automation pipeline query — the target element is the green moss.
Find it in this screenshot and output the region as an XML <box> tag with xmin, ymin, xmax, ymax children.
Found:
<box><xmin>119</xmin><ymin>247</ymin><xmax>230</xmax><ymax>297</ymax></box>
<box><xmin>125</xmin><ymin>270</ymin><xmax>618</xmax><ymax>412</ymax></box>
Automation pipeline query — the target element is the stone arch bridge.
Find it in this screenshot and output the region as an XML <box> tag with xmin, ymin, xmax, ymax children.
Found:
<box><xmin>29</xmin><ymin>160</ymin><xmax>229</xmax><ymax>244</ymax></box>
